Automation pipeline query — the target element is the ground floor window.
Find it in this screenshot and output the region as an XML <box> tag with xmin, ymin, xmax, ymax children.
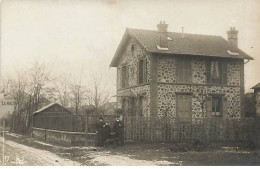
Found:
<box><xmin>211</xmin><ymin>96</ymin><xmax>222</xmax><ymax>116</ymax></box>
<box><xmin>177</xmin><ymin>94</ymin><xmax>191</xmax><ymax>119</ymax></box>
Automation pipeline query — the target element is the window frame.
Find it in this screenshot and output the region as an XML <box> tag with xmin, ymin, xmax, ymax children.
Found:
<box><xmin>138</xmin><ymin>58</ymin><xmax>147</xmax><ymax>85</ymax></box>
<box><xmin>176</xmin><ymin>94</ymin><xmax>192</xmax><ymax>119</ymax></box>
<box><xmin>176</xmin><ymin>57</ymin><xmax>191</xmax><ymax>83</ymax></box>
<box><xmin>121</xmin><ymin>64</ymin><xmax>129</xmax><ymax>88</ymax></box>
<box><xmin>211</xmin><ymin>96</ymin><xmax>223</xmax><ymax>117</ymax></box>
<box><xmin>206</xmin><ymin>59</ymin><xmax>227</xmax><ymax>86</ymax></box>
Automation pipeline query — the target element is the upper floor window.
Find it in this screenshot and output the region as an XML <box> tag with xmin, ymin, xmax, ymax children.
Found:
<box><xmin>176</xmin><ymin>58</ymin><xmax>191</xmax><ymax>83</ymax></box>
<box><xmin>138</xmin><ymin>58</ymin><xmax>147</xmax><ymax>84</ymax></box>
<box><xmin>206</xmin><ymin>60</ymin><xmax>227</xmax><ymax>85</ymax></box>
<box><xmin>121</xmin><ymin>65</ymin><xmax>129</xmax><ymax>88</ymax></box>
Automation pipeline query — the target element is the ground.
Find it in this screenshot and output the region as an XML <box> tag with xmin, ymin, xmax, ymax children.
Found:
<box><xmin>0</xmin><ymin>132</ymin><xmax>260</xmax><ymax>166</ymax></box>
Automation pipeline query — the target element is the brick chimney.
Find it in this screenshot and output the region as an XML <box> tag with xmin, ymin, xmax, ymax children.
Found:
<box><xmin>157</xmin><ymin>21</ymin><xmax>168</xmax><ymax>49</ymax></box>
<box><xmin>227</xmin><ymin>27</ymin><xmax>238</xmax><ymax>52</ymax></box>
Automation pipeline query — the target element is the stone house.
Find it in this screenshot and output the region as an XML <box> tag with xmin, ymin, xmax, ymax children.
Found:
<box><xmin>110</xmin><ymin>21</ymin><xmax>253</xmax><ymax>120</ymax></box>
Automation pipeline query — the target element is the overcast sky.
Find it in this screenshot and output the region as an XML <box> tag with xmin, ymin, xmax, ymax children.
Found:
<box><xmin>1</xmin><ymin>0</ymin><xmax>260</xmax><ymax>96</ymax></box>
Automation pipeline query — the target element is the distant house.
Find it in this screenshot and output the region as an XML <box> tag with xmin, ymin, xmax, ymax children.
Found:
<box><xmin>110</xmin><ymin>21</ymin><xmax>253</xmax><ymax>119</ymax></box>
<box><xmin>100</xmin><ymin>102</ymin><xmax>117</xmax><ymax>115</ymax></box>
<box><xmin>252</xmin><ymin>83</ymin><xmax>260</xmax><ymax>117</ymax></box>
<box><xmin>33</xmin><ymin>103</ymin><xmax>73</xmax><ymax>131</ymax></box>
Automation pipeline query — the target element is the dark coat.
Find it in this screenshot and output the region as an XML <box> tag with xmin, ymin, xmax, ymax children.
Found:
<box><xmin>113</xmin><ymin>120</ymin><xmax>124</xmax><ymax>137</ymax></box>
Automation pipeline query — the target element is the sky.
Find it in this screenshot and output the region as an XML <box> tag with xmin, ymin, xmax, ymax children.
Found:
<box><xmin>1</xmin><ymin>0</ymin><xmax>260</xmax><ymax>97</ymax></box>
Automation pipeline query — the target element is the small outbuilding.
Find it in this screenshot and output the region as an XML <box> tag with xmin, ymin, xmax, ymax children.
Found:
<box><xmin>252</xmin><ymin>83</ymin><xmax>260</xmax><ymax>117</ymax></box>
<box><xmin>33</xmin><ymin>103</ymin><xmax>73</xmax><ymax>131</ymax></box>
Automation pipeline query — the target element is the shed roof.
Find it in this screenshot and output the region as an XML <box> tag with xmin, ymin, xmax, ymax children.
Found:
<box><xmin>110</xmin><ymin>28</ymin><xmax>253</xmax><ymax>67</ymax></box>
<box><xmin>252</xmin><ymin>83</ymin><xmax>260</xmax><ymax>89</ymax></box>
<box><xmin>33</xmin><ymin>103</ymin><xmax>71</xmax><ymax>115</ymax></box>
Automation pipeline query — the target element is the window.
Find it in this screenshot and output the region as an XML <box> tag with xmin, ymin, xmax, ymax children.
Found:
<box><xmin>121</xmin><ymin>65</ymin><xmax>129</xmax><ymax>88</ymax></box>
<box><xmin>138</xmin><ymin>96</ymin><xmax>144</xmax><ymax>116</ymax></box>
<box><xmin>177</xmin><ymin>95</ymin><xmax>191</xmax><ymax>119</ymax></box>
<box><xmin>176</xmin><ymin>58</ymin><xmax>191</xmax><ymax>83</ymax></box>
<box><xmin>211</xmin><ymin>96</ymin><xmax>222</xmax><ymax>116</ymax></box>
<box><xmin>206</xmin><ymin>60</ymin><xmax>227</xmax><ymax>85</ymax></box>
<box><xmin>138</xmin><ymin>59</ymin><xmax>147</xmax><ymax>84</ymax></box>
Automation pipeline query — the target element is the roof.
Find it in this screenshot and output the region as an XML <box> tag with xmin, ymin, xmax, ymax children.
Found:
<box><xmin>33</xmin><ymin>103</ymin><xmax>71</xmax><ymax>115</ymax></box>
<box><xmin>110</xmin><ymin>28</ymin><xmax>253</xmax><ymax>67</ymax></box>
<box><xmin>252</xmin><ymin>83</ymin><xmax>260</xmax><ymax>89</ymax></box>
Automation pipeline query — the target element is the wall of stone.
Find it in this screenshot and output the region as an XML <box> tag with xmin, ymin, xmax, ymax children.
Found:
<box><xmin>32</xmin><ymin>127</ymin><xmax>86</xmax><ymax>146</ymax></box>
<box><xmin>117</xmin><ymin>38</ymin><xmax>151</xmax><ymax>90</ymax></box>
<box><xmin>117</xmin><ymin>85</ymin><xmax>150</xmax><ymax>117</ymax></box>
<box><xmin>157</xmin><ymin>56</ymin><xmax>241</xmax><ymax>86</ymax></box>
<box><xmin>157</xmin><ymin>84</ymin><xmax>241</xmax><ymax>118</ymax></box>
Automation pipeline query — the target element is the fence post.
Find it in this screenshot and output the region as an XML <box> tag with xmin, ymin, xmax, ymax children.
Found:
<box><xmin>85</xmin><ymin>112</ymin><xmax>89</xmax><ymax>146</ymax></box>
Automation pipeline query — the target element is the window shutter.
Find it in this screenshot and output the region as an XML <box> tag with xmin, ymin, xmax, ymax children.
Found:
<box><xmin>222</xmin><ymin>96</ymin><xmax>228</xmax><ymax>118</ymax></box>
<box><xmin>176</xmin><ymin>58</ymin><xmax>179</xmax><ymax>82</ymax></box>
<box><xmin>126</xmin><ymin>65</ymin><xmax>129</xmax><ymax>87</ymax></box>
<box><xmin>206</xmin><ymin>60</ymin><xmax>211</xmax><ymax>84</ymax></box>
<box><xmin>137</xmin><ymin>61</ymin><xmax>139</xmax><ymax>84</ymax></box>
<box><xmin>143</xmin><ymin>58</ymin><xmax>147</xmax><ymax>83</ymax></box>
<box><xmin>222</xmin><ymin>61</ymin><xmax>228</xmax><ymax>85</ymax></box>
<box><xmin>206</xmin><ymin>96</ymin><xmax>212</xmax><ymax>118</ymax></box>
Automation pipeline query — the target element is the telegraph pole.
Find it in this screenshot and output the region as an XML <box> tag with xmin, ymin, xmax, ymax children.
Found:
<box><xmin>2</xmin><ymin>119</ymin><xmax>5</xmax><ymax>166</ymax></box>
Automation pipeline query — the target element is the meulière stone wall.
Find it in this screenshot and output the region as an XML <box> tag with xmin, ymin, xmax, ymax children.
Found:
<box><xmin>117</xmin><ymin>38</ymin><xmax>151</xmax><ymax>90</ymax></box>
<box><xmin>156</xmin><ymin>55</ymin><xmax>242</xmax><ymax>118</ymax></box>
<box><xmin>117</xmin><ymin>85</ymin><xmax>150</xmax><ymax>117</ymax></box>
<box><xmin>117</xmin><ymin>38</ymin><xmax>151</xmax><ymax>116</ymax></box>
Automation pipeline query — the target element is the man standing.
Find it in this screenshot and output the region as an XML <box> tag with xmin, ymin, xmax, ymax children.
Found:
<box><xmin>95</xmin><ymin>117</ymin><xmax>105</xmax><ymax>146</ymax></box>
<box><xmin>113</xmin><ymin>116</ymin><xmax>124</xmax><ymax>146</ymax></box>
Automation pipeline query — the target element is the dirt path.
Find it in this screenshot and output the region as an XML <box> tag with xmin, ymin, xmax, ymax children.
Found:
<box><xmin>0</xmin><ymin>137</ymin><xmax>80</xmax><ymax>166</ymax></box>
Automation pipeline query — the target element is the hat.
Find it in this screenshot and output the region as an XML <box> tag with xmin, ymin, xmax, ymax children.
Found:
<box><xmin>99</xmin><ymin>117</ymin><xmax>104</xmax><ymax>120</ymax></box>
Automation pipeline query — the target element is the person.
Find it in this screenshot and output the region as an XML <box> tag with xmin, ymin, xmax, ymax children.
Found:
<box><xmin>113</xmin><ymin>116</ymin><xmax>124</xmax><ymax>146</ymax></box>
<box><xmin>95</xmin><ymin>117</ymin><xmax>105</xmax><ymax>146</ymax></box>
<box><xmin>103</xmin><ymin>122</ymin><xmax>111</xmax><ymax>142</ymax></box>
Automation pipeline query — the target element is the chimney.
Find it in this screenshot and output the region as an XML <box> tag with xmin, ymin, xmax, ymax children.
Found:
<box><xmin>157</xmin><ymin>21</ymin><xmax>168</xmax><ymax>49</ymax></box>
<box><xmin>227</xmin><ymin>27</ymin><xmax>238</xmax><ymax>52</ymax></box>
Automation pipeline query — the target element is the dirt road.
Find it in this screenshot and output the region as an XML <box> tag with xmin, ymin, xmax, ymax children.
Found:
<box><xmin>0</xmin><ymin>137</ymin><xmax>80</xmax><ymax>166</ymax></box>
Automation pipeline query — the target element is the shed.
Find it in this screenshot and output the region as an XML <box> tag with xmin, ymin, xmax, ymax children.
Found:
<box><xmin>33</xmin><ymin>103</ymin><xmax>73</xmax><ymax>131</ymax></box>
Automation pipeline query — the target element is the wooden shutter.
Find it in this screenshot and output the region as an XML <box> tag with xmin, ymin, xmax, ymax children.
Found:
<box><xmin>206</xmin><ymin>96</ymin><xmax>212</xmax><ymax>118</ymax></box>
<box><xmin>222</xmin><ymin>96</ymin><xmax>228</xmax><ymax>118</ymax></box>
<box><xmin>176</xmin><ymin>58</ymin><xmax>179</xmax><ymax>82</ymax></box>
<box><xmin>143</xmin><ymin>58</ymin><xmax>147</xmax><ymax>83</ymax></box>
<box><xmin>222</xmin><ymin>61</ymin><xmax>228</xmax><ymax>85</ymax></box>
<box><xmin>206</xmin><ymin>60</ymin><xmax>211</xmax><ymax>84</ymax></box>
<box><xmin>126</xmin><ymin>65</ymin><xmax>129</xmax><ymax>87</ymax></box>
<box><xmin>137</xmin><ymin>61</ymin><xmax>139</xmax><ymax>84</ymax></box>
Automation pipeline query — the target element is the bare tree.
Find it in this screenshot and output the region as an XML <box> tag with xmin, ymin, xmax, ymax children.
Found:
<box><xmin>53</xmin><ymin>74</ymin><xmax>71</xmax><ymax>108</ymax></box>
<box><xmin>69</xmin><ymin>74</ymin><xmax>88</xmax><ymax>115</ymax></box>
<box><xmin>25</xmin><ymin>62</ymin><xmax>52</xmax><ymax>133</ymax></box>
<box><xmin>191</xmin><ymin>86</ymin><xmax>209</xmax><ymax>142</ymax></box>
<box><xmin>11</xmin><ymin>72</ymin><xmax>28</xmax><ymax>133</ymax></box>
<box><xmin>88</xmin><ymin>74</ymin><xmax>110</xmax><ymax>115</ymax></box>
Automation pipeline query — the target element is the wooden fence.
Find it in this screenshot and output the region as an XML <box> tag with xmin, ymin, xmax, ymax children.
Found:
<box><xmin>123</xmin><ymin>116</ymin><xmax>256</xmax><ymax>142</ymax></box>
<box><xmin>32</xmin><ymin>114</ymin><xmax>257</xmax><ymax>143</ymax></box>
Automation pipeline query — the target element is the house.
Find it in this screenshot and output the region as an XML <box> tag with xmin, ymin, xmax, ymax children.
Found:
<box><xmin>110</xmin><ymin>21</ymin><xmax>253</xmax><ymax>120</ymax></box>
<box><xmin>252</xmin><ymin>83</ymin><xmax>260</xmax><ymax>117</ymax></box>
<box><xmin>100</xmin><ymin>102</ymin><xmax>117</xmax><ymax>115</ymax></box>
<box><xmin>32</xmin><ymin>103</ymin><xmax>73</xmax><ymax>131</ymax></box>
